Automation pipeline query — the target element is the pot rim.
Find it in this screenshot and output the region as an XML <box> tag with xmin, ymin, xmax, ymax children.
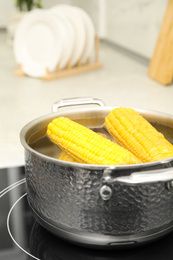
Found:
<box><xmin>20</xmin><ymin>106</ymin><xmax>173</xmax><ymax>170</ymax></box>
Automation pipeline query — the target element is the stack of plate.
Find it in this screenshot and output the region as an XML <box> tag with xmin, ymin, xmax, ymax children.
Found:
<box><xmin>14</xmin><ymin>5</ymin><xmax>95</xmax><ymax>78</ymax></box>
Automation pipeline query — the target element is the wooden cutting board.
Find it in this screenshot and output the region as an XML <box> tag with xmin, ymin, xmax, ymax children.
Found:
<box><xmin>148</xmin><ymin>0</ymin><xmax>173</xmax><ymax>85</ymax></box>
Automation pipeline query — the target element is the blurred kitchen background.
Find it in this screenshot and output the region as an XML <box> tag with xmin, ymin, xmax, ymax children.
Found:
<box><xmin>0</xmin><ymin>0</ymin><xmax>173</xmax><ymax>168</ymax></box>
<box><xmin>0</xmin><ymin>0</ymin><xmax>168</xmax><ymax>57</ymax></box>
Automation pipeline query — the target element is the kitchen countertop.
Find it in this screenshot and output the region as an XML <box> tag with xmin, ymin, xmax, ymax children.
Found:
<box><xmin>1</xmin><ymin>29</ymin><xmax>173</xmax><ymax>169</ymax></box>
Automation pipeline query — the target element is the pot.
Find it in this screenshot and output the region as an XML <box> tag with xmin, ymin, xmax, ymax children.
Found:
<box><xmin>20</xmin><ymin>97</ymin><xmax>173</xmax><ymax>248</ymax></box>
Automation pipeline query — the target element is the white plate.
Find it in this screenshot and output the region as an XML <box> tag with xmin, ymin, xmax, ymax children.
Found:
<box><xmin>51</xmin><ymin>5</ymin><xmax>86</xmax><ymax>66</ymax></box>
<box><xmin>14</xmin><ymin>10</ymin><xmax>64</xmax><ymax>77</ymax></box>
<box><xmin>72</xmin><ymin>6</ymin><xmax>95</xmax><ymax>63</ymax></box>
<box><xmin>50</xmin><ymin>9</ymin><xmax>75</xmax><ymax>69</ymax></box>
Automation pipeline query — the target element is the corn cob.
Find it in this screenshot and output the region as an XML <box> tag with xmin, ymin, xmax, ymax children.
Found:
<box><xmin>47</xmin><ymin>117</ymin><xmax>141</xmax><ymax>165</ymax></box>
<box><xmin>105</xmin><ymin>107</ymin><xmax>173</xmax><ymax>163</ymax></box>
<box><xmin>57</xmin><ymin>132</ymin><xmax>110</xmax><ymax>163</ymax></box>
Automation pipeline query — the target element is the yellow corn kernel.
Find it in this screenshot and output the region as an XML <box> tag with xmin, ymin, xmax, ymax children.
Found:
<box><xmin>105</xmin><ymin>107</ymin><xmax>173</xmax><ymax>163</ymax></box>
<box><xmin>47</xmin><ymin>117</ymin><xmax>141</xmax><ymax>165</ymax></box>
<box><xmin>57</xmin><ymin>132</ymin><xmax>110</xmax><ymax>163</ymax></box>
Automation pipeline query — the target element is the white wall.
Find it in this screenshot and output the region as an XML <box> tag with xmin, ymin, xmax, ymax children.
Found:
<box><xmin>0</xmin><ymin>0</ymin><xmax>16</xmax><ymax>27</ymax></box>
<box><xmin>0</xmin><ymin>0</ymin><xmax>169</xmax><ymax>59</ymax></box>
<box><xmin>105</xmin><ymin>0</ymin><xmax>168</xmax><ymax>59</ymax></box>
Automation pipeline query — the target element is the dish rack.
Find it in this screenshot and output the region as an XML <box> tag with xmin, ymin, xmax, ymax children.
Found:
<box><xmin>14</xmin><ymin>35</ymin><xmax>102</xmax><ymax>81</ymax></box>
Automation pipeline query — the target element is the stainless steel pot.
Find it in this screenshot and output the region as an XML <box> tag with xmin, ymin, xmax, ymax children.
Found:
<box><xmin>20</xmin><ymin>97</ymin><xmax>173</xmax><ymax>248</ymax></box>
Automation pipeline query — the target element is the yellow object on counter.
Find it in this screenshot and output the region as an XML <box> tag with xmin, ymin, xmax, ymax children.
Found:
<box><xmin>148</xmin><ymin>0</ymin><xmax>173</xmax><ymax>85</ymax></box>
<box><xmin>105</xmin><ymin>107</ymin><xmax>173</xmax><ymax>163</ymax></box>
<box><xmin>47</xmin><ymin>117</ymin><xmax>141</xmax><ymax>165</ymax></box>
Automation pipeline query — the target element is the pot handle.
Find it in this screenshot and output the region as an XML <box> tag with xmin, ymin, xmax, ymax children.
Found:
<box><xmin>103</xmin><ymin>167</ymin><xmax>173</xmax><ymax>184</ymax></box>
<box><xmin>52</xmin><ymin>97</ymin><xmax>105</xmax><ymax>112</ymax></box>
<box><xmin>100</xmin><ymin>167</ymin><xmax>173</xmax><ymax>201</ymax></box>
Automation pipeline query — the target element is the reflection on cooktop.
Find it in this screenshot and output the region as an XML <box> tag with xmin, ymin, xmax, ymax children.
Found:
<box><xmin>30</xmin><ymin>220</ymin><xmax>173</xmax><ymax>260</ymax></box>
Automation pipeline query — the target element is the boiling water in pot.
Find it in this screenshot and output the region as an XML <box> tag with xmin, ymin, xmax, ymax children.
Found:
<box><xmin>27</xmin><ymin>121</ymin><xmax>173</xmax><ymax>160</ymax></box>
<box><xmin>152</xmin><ymin>123</ymin><xmax>173</xmax><ymax>144</ymax></box>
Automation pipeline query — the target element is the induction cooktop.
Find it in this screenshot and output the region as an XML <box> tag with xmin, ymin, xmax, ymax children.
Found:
<box><xmin>1</xmin><ymin>166</ymin><xmax>173</xmax><ymax>260</ymax></box>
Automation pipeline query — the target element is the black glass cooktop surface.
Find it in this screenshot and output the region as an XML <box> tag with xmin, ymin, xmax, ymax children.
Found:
<box><xmin>1</xmin><ymin>166</ymin><xmax>173</xmax><ymax>260</ymax></box>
